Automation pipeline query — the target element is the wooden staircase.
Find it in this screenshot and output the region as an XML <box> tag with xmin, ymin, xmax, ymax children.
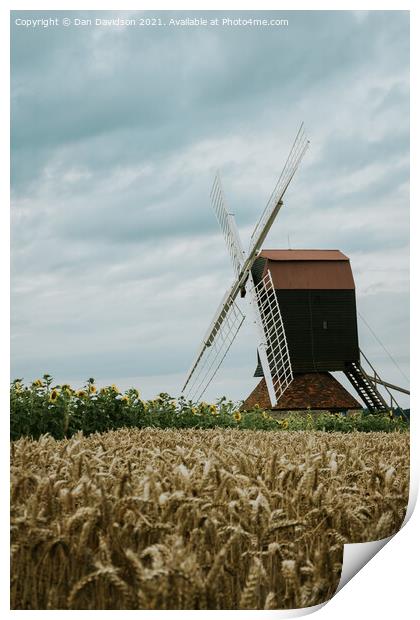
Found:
<box><xmin>344</xmin><ymin>349</ymin><xmax>407</xmax><ymax>416</ymax></box>
<box><xmin>345</xmin><ymin>361</ymin><xmax>388</xmax><ymax>411</ymax></box>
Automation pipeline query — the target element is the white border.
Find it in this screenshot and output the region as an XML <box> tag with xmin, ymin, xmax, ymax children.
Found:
<box><xmin>3</xmin><ymin>2</ymin><xmax>417</xmax><ymax>618</ymax></box>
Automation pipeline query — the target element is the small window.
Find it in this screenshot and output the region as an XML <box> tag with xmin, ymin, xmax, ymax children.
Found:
<box><xmin>323</xmin><ymin>320</ymin><xmax>328</xmax><ymax>330</ymax></box>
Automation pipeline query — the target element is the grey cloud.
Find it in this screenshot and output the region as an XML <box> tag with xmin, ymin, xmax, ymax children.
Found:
<box><xmin>11</xmin><ymin>10</ymin><xmax>409</xmax><ymax>402</ymax></box>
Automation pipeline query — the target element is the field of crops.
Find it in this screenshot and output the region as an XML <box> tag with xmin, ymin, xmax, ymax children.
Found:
<box><xmin>11</xmin><ymin>427</ymin><xmax>409</xmax><ymax>609</ymax></box>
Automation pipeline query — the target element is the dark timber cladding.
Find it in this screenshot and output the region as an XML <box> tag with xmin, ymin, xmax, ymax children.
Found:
<box><xmin>252</xmin><ymin>249</ymin><xmax>360</xmax><ymax>375</ymax></box>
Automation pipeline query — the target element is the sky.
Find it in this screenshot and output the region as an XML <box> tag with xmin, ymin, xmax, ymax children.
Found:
<box><xmin>10</xmin><ymin>10</ymin><xmax>410</xmax><ymax>407</ymax></box>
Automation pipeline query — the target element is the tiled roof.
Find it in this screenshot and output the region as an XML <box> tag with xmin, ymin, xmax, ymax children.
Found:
<box><xmin>241</xmin><ymin>372</ymin><xmax>362</xmax><ymax>411</ymax></box>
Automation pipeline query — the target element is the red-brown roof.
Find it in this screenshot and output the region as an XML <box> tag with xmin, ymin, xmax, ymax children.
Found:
<box><xmin>241</xmin><ymin>372</ymin><xmax>362</xmax><ymax>411</ymax></box>
<box><xmin>258</xmin><ymin>249</ymin><xmax>355</xmax><ymax>290</ymax></box>
<box><xmin>260</xmin><ymin>249</ymin><xmax>349</xmax><ymax>261</ymax></box>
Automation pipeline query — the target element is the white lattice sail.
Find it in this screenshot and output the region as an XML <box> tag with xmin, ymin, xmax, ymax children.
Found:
<box><xmin>247</xmin><ymin>270</ymin><xmax>293</xmax><ymax>407</ymax></box>
<box><xmin>210</xmin><ymin>172</ymin><xmax>245</xmax><ymax>277</ymax></box>
<box><xmin>249</xmin><ymin>123</ymin><xmax>309</xmax><ymax>255</ymax></box>
<box><xmin>182</xmin><ymin>295</ymin><xmax>245</xmax><ymax>403</ymax></box>
<box><xmin>182</xmin><ymin>124</ymin><xmax>308</xmax><ymax>404</ymax></box>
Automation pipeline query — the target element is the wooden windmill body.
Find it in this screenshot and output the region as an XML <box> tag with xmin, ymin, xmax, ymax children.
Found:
<box><xmin>243</xmin><ymin>249</ymin><xmax>362</xmax><ymax>411</ymax></box>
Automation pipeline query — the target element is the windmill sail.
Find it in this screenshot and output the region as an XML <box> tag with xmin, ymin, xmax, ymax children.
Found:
<box><xmin>210</xmin><ymin>172</ymin><xmax>245</xmax><ymax>277</ymax></box>
<box><xmin>249</xmin><ymin>123</ymin><xmax>309</xmax><ymax>256</ymax></box>
<box><xmin>181</xmin><ymin>292</ymin><xmax>245</xmax><ymax>402</ymax></box>
<box><xmin>182</xmin><ymin>124</ymin><xmax>308</xmax><ymax>404</ymax></box>
<box><xmin>182</xmin><ymin>173</ymin><xmax>247</xmax><ymax>401</ymax></box>
<box><xmin>246</xmin><ymin>270</ymin><xmax>293</xmax><ymax>407</ymax></box>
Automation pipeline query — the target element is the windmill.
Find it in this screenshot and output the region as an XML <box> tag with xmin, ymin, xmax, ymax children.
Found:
<box><xmin>181</xmin><ymin>124</ymin><xmax>409</xmax><ymax>415</ymax></box>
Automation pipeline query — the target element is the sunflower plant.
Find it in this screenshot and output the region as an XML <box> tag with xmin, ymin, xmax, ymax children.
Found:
<box><xmin>10</xmin><ymin>377</ymin><xmax>409</xmax><ymax>440</ymax></box>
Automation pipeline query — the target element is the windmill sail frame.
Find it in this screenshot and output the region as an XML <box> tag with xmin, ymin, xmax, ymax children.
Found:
<box><xmin>249</xmin><ymin>122</ymin><xmax>309</xmax><ymax>256</ymax></box>
<box><xmin>182</xmin><ymin>124</ymin><xmax>309</xmax><ymax>405</ymax></box>
<box><xmin>246</xmin><ymin>270</ymin><xmax>293</xmax><ymax>407</ymax></box>
<box><xmin>181</xmin><ymin>295</ymin><xmax>245</xmax><ymax>402</ymax></box>
<box><xmin>210</xmin><ymin>172</ymin><xmax>245</xmax><ymax>278</ymax></box>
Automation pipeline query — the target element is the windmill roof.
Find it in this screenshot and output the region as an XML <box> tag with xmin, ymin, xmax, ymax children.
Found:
<box><xmin>259</xmin><ymin>249</ymin><xmax>349</xmax><ymax>261</ymax></box>
<box><xmin>255</xmin><ymin>249</ymin><xmax>355</xmax><ymax>289</ymax></box>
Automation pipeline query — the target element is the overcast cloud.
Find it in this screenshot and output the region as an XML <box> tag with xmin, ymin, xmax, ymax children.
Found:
<box><xmin>11</xmin><ymin>10</ymin><xmax>410</xmax><ymax>407</ymax></box>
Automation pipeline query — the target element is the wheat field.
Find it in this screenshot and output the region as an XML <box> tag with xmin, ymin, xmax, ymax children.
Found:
<box><xmin>11</xmin><ymin>428</ymin><xmax>409</xmax><ymax>610</ymax></box>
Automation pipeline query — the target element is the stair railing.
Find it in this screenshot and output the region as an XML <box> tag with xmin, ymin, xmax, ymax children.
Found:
<box><xmin>359</xmin><ymin>349</ymin><xmax>403</xmax><ymax>413</ymax></box>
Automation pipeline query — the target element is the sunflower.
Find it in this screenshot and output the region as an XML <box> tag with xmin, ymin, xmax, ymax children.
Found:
<box><xmin>191</xmin><ymin>407</ymin><xmax>198</xmax><ymax>415</ymax></box>
<box><xmin>210</xmin><ymin>404</ymin><xmax>218</xmax><ymax>415</ymax></box>
<box><xmin>77</xmin><ymin>390</ymin><xmax>86</xmax><ymax>398</ymax></box>
<box><xmin>49</xmin><ymin>389</ymin><xmax>59</xmax><ymax>403</ymax></box>
<box><xmin>121</xmin><ymin>396</ymin><xmax>129</xmax><ymax>405</ymax></box>
<box><xmin>233</xmin><ymin>411</ymin><xmax>242</xmax><ymax>422</ymax></box>
<box><xmin>62</xmin><ymin>385</ymin><xmax>73</xmax><ymax>396</ymax></box>
<box><xmin>89</xmin><ymin>384</ymin><xmax>97</xmax><ymax>394</ymax></box>
<box><xmin>111</xmin><ymin>384</ymin><xmax>120</xmax><ymax>393</ymax></box>
<box><xmin>32</xmin><ymin>379</ymin><xmax>43</xmax><ymax>388</ymax></box>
